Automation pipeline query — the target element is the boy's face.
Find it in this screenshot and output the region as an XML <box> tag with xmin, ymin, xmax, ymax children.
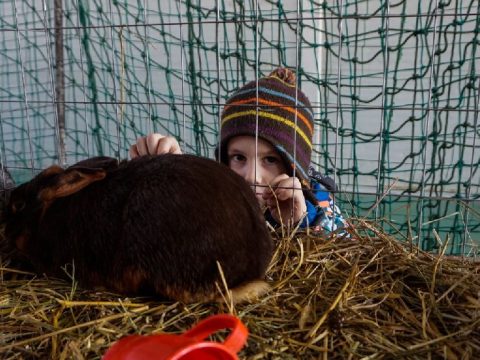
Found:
<box><xmin>227</xmin><ymin>135</ymin><xmax>287</xmax><ymax>205</ymax></box>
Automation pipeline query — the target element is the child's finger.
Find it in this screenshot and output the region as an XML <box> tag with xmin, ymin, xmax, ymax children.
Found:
<box><xmin>155</xmin><ymin>137</ymin><xmax>182</xmax><ymax>154</ymax></box>
<box><xmin>134</xmin><ymin>137</ymin><xmax>149</xmax><ymax>156</ymax></box>
<box><xmin>146</xmin><ymin>134</ymin><xmax>167</xmax><ymax>154</ymax></box>
<box><xmin>129</xmin><ymin>144</ymin><xmax>140</xmax><ymax>159</ymax></box>
<box><xmin>275</xmin><ymin>178</ymin><xmax>303</xmax><ymax>199</ymax></box>
<box><xmin>269</xmin><ymin>174</ymin><xmax>290</xmax><ymax>189</ymax></box>
<box><xmin>274</xmin><ymin>187</ymin><xmax>293</xmax><ymax>201</ymax></box>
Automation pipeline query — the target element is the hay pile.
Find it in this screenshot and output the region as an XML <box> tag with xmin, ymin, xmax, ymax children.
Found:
<box><xmin>1</xmin><ymin>219</ymin><xmax>479</xmax><ymax>359</ymax></box>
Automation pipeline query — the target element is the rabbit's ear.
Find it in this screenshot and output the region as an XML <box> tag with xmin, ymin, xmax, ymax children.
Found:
<box><xmin>39</xmin><ymin>167</ymin><xmax>106</xmax><ymax>202</ymax></box>
<box><xmin>69</xmin><ymin>156</ymin><xmax>119</xmax><ymax>171</ymax></box>
<box><xmin>39</xmin><ymin>165</ymin><xmax>64</xmax><ymax>178</ymax></box>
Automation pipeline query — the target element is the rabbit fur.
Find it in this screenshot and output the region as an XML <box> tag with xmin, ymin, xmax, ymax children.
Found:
<box><xmin>3</xmin><ymin>154</ymin><xmax>274</xmax><ymax>303</ymax></box>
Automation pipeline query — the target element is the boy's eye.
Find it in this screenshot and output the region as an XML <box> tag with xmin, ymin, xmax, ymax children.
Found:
<box><xmin>229</xmin><ymin>154</ymin><xmax>246</xmax><ymax>162</ymax></box>
<box><xmin>264</xmin><ymin>156</ymin><xmax>279</xmax><ymax>164</ymax></box>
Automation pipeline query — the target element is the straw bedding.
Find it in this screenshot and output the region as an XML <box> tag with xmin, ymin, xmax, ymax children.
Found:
<box><xmin>1</xmin><ymin>218</ymin><xmax>479</xmax><ymax>359</ymax></box>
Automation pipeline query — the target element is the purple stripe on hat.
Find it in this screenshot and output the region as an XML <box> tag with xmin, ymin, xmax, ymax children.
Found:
<box><xmin>221</xmin><ymin>122</ymin><xmax>311</xmax><ymax>166</ymax></box>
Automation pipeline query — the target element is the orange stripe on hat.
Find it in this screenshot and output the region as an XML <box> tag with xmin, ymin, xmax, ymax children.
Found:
<box><xmin>224</xmin><ymin>97</ymin><xmax>313</xmax><ymax>135</ymax></box>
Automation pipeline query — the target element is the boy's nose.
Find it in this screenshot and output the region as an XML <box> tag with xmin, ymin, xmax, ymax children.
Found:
<box><xmin>244</xmin><ymin>161</ymin><xmax>263</xmax><ymax>188</ymax></box>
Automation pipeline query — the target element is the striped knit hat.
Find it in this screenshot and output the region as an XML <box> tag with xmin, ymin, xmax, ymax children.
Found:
<box><xmin>218</xmin><ymin>68</ymin><xmax>315</xmax><ymax>188</ymax></box>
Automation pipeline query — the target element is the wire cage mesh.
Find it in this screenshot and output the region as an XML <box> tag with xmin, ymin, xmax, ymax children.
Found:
<box><xmin>0</xmin><ymin>0</ymin><xmax>479</xmax><ymax>255</ymax></box>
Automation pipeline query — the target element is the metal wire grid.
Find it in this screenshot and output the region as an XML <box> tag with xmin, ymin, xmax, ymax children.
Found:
<box><xmin>0</xmin><ymin>0</ymin><xmax>479</xmax><ymax>254</ymax></box>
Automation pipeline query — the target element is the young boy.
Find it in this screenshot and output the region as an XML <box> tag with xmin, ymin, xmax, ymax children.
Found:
<box><xmin>130</xmin><ymin>68</ymin><xmax>347</xmax><ymax>233</ymax></box>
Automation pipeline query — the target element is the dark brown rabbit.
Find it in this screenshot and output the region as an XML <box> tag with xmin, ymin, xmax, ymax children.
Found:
<box><xmin>0</xmin><ymin>165</ymin><xmax>15</xmax><ymax>211</ymax></box>
<box><xmin>3</xmin><ymin>154</ymin><xmax>273</xmax><ymax>303</ymax></box>
<box><xmin>0</xmin><ymin>166</ymin><xmax>16</xmax><ymax>262</ymax></box>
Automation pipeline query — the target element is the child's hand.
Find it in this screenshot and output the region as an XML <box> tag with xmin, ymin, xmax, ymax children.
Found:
<box><xmin>129</xmin><ymin>134</ymin><xmax>182</xmax><ymax>158</ymax></box>
<box><xmin>262</xmin><ymin>175</ymin><xmax>307</xmax><ymax>226</ymax></box>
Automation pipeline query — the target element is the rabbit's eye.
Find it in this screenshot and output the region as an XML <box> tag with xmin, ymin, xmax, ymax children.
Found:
<box><xmin>11</xmin><ymin>201</ymin><xmax>25</xmax><ymax>214</ymax></box>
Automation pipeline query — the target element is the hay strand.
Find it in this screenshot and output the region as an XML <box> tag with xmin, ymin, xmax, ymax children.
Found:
<box><xmin>1</xmin><ymin>218</ymin><xmax>479</xmax><ymax>359</ymax></box>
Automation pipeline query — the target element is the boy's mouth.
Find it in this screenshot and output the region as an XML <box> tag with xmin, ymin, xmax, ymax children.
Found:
<box><xmin>255</xmin><ymin>196</ymin><xmax>266</xmax><ymax>207</ymax></box>
<box><xmin>249</xmin><ymin>184</ymin><xmax>269</xmax><ymax>204</ymax></box>
<box><xmin>252</xmin><ymin>189</ymin><xmax>266</xmax><ymax>204</ymax></box>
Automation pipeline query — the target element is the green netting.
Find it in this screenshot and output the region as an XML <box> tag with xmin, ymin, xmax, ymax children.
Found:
<box><xmin>0</xmin><ymin>0</ymin><xmax>479</xmax><ymax>255</ymax></box>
